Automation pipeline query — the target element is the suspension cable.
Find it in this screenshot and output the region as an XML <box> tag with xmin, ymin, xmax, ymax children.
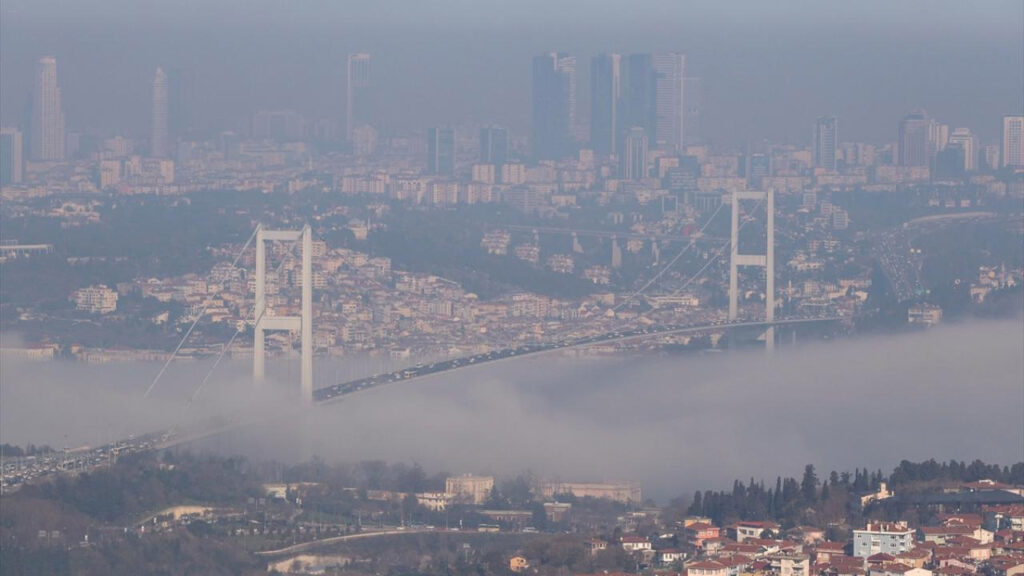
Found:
<box><xmin>612</xmin><ymin>201</ymin><xmax>726</xmax><ymax>312</ymax></box>
<box><xmin>143</xmin><ymin>225</ymin><xmax>261</xmax><ymax>398</ymax></box>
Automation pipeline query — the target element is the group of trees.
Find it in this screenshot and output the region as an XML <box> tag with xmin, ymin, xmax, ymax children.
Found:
<box><xmin>0</xmin><ymin>443</ymin><xmax>54</xmax><ymax>457</ymax></box>
<box><xmin>888</xmin><ymin>459</ymin><xmax>1024</xmax><ymax>487</ymax></box>
<box><xmin>685</xmin><ymin>464</ymin><xmax>870</xmax><ymax>528</ymax></box>
<box><xmin>15</xmin><ymin>452</ymin><xmax>261</xmax><ymax>524</ymax></box>
<box><xmin>683</xmin><ymin>459</ymin><xmax>1022</xmax><ymax>530</ymax></box>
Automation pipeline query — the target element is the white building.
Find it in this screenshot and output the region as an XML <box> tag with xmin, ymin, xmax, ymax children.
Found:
<box><xmin>445</xmin><ymin>474</ymin><xmax>494</xmax><ymax>505</ymax></box>
<box><xmin>1003</xmin><ymin>116</ymin><xmax>1024</xmax><ymax>168</ymax></box>
<box><xmin>73</xmin><ymin>285</ymin><xmax>118</xmax><ymax>314</ymax></box>
<box><xmin>853</xmin><ymin>521</ymin><xmax>915</xmax><ymax>558</ymax></box>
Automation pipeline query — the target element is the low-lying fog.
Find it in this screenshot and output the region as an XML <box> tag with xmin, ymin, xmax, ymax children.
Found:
<box><xmin>2</xmin><ymin>320</ymin><xmax>1021</xmax><ymax>500</ymax></box>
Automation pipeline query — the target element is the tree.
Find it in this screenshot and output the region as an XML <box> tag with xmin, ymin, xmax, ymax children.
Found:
<box><xmin>802</xmin><ymin>465</ymin><xmax>819</xmax><ymax>503</ymax></box>
<box><xmin>689</xmin><ymin>490</ymin><xmax>703</xmax><ymax>516</ymax></box>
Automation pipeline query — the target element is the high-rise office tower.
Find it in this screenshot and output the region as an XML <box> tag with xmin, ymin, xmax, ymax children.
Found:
<box><xmin>813</xmin><ymin>116</ymin><xmax>838</xmax><ymax>171</ymax></box>
<box><xmin>346</xmin><ymin>53</ymin><xmax>372</xmax><ymax>143</ymax></box>
<box><xmin>531</xmin><ymin>52</ymin><xmax>576</xmax><ymax>160</ymax></box>
<box><xmin>946</xmin><ymin>128</ymin><xmax>976</xmax><ymax>171</ymax></box>
<box><xmin>165</xmin><ymin>67</ymin><xmax>192</xmax><ymax>145</ymax></box>
<box><xmin>30</xmin><ymin>56</ymin><xmax>65</xmax><ymax>161</ymax></box>
<box><xmin>590</xmin><ymin>53</ymin><xmax>621</xmax><ymax>157</ymax></box>
<box><xmin>653</xmin><ymin>53</ymin><xmax>686</xmax><ymax>152</ymax></box>
<box><xmin>898</xmin><ymin>110</ymin><xmax>931</xmax><ymax>167</ymax></box>
<box><xmin>621</xmin><ymin>126</ymin><xmax>648</xmax><ymax>180</ymax></box>
<box><xmin>479</xmin><ymin>126</ymin><xmax>509</xmax><ymax>167</ymax></box>
<box><xmin>151</xmin><ymin>67</ymin><xmax>169</xmax><ymax>158</ymax></box>
<box><xmin>0</xmin><ymin>127</ymin><xmax>24</xmax><ymax>185</ymax></box>
<box><xmin>1003</xmin><ymin>116</ymin><xmax>1024</xmax><ymax>168</ymax></box>
<box><xmin>428</xmin><ymin>126</ymin><xmax>456</xmax><ymax>176</ymax></box>
<box><xmin>624</xmin><ymin>54</ymin><xmax>657</xmax><ymax>147</ymax></box>
<box><xmin>682</xmin><ymin>76</ymin><xmax>702</xmax><ymax>145</ymax></box>
<box><xmin>252</xmin><ymin>110</ymin><xmax>305</xmax><ymax>141</ymax></box>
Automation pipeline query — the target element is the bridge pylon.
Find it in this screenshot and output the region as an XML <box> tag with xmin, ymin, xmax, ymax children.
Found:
<box><xmin>254</xmin><ymin>224</ymin><xmax>314</xmax><ymax>403</ymax></box>
<box><xmin>729</xmin><ymin>189</ymin><xmax>775</xmax><ymax>352</ymax></box>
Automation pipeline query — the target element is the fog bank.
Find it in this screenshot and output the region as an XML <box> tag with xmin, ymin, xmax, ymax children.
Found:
<box><xmin>2</xmin><ymin>321</ymin><xmax>1021</xmax><ymax>500</ymax></box>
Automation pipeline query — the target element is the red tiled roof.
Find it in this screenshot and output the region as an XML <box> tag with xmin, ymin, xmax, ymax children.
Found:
<box><xmin>687</xmin><ymin>561</ymin><xmax>727</xmax><ymax>570</ymax></box>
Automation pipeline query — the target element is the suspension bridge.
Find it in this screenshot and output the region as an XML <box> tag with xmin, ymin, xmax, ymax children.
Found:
<box><xmin>1</xmin><ymin>189</ymin><xmax>848</xmax><ymax>490</ymax></box>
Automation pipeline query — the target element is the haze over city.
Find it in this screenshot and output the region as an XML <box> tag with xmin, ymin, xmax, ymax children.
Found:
<box><xmin>0</xmin><ymin>1</ymin><xmax>1022</xmax><ymax>575</ymax></box>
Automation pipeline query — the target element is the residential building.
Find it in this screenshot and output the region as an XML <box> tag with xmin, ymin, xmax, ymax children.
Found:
<box><xmin>0</xmin><ymin>127</ymin><xmax>23</xmax><ymax>185</ymax></box>
<box><xmin>539</xmin><ymin>481</ymin><xmax>642</xmax><ymax>504</ymax></box>
<box><xmin>898</xmin><ymin>111</ymin><xmax>931</xmax><ymax>168</ymax></box>
<box><xmin>771</xmin><ymin>553</ymin><xmax>810</xmax><ymax>576</ymax></box>
<box><xmin>445</xmin><ymin>474</ymin><xmax>494</xmax><ymax>505</ymax></box>
<box><xmin>621</xmin><ymin>126</ymin><xmax>648</xmax><ymax>180</ymax></box>
<box><xmin>686</xmin><ymin>522</ymin><xmax>722</xmax><ymax>549</ymax></box>
<box><xmin>814</xmin><ymin>116</ymin><xmax>838</xmax><ymax>171</ymax></box>
<box><xmin>479</xmin><ymin>125</ymin><xmax>509</xmax><ymax>168</ymax></box>
<box><xmin>73</xmin><ymin>285</ymin><xmax>119</xmax><ymax>314</ymax></box>
<box><xmin>687</xmin><ymin>560</ymin><xmax>729</xmax><ymax>576</ymax></box>
<box><xmin>427</xmin><ymin>126</ymin><xmax>456</xmax><ymax>176</ymax></box>
<box><xmin>620</xmin><ymin>535</ymin><xmax>652</xmax><ymax>552</ymax></box>
<box><xmin>853</xmin><ymin>522</ymin><xmax>915</xmax><ymax>558</ymax></box>
<box><xmin>1004</xmin><ymin>116</ymin><xmax>1024</xmax><ymax>168</ymax></box>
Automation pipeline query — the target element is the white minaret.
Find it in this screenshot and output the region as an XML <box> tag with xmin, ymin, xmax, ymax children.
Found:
<box><xmin>253</xmin><ymin>225</ymin><xmax>314</xmax><ymax>403</ymax></box>
<box><xmin>729</xmin><ymin>188</ymin><xmax>775</xmax><ymax>351</ymax></box>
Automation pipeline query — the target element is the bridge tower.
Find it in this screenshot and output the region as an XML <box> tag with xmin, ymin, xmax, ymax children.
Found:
<box><xmin>254</xmin><ymin>224</ymin><xmax>314</xmax><ymax>403</ymax></box>
<box><xmin>729</xmin><ymin>189</ymin><xmax>775</xmax><ymax>351</ymax></box>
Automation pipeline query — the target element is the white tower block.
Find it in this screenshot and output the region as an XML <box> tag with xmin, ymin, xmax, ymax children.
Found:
<box><xmin>253</xmin><ymin>225</ymin><xmax>314</xmax><ymax>403</ymax></box>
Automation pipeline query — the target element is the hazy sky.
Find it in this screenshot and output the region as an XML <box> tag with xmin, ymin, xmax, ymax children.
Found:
<box><xmin>2</xmin><ymin>0</ymin><xmax>1021</xmax><ymax>146</ymax></box>
<box><xmin>3</xmin><ymin>320</ymin><xmax>1022</xmax><ymax>501</ymax></box>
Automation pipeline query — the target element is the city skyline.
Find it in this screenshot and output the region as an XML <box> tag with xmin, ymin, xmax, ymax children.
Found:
<box><xmin>3</xmin><ymin>1</ymin><xmax>1020</xmax><ymax>147</ymax></box>
<box><xmin>0</xmin><ymin>3</ymin><xmax>1021</xmax><ymax>572</ymax></box>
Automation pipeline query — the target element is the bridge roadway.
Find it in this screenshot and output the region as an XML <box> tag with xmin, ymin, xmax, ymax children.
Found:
<box><xmin>313</xmin><ymin>316</ymin><xmax>841</xmax><ymax>404</ymax></box>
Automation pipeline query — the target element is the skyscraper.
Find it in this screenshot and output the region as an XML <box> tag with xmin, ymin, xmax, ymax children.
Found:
<box><xmin>653</xmin><ymin>53</ymin><xmax>686</xmax><ymax>152</ymax></box>
<box><xmin>30</xmin><ymin>56</ymin><xmax>65</xmax><ymax>161</ymax></box>
<box><xmin>898</xmin><ymin>110</ymin><xmax>931</xmax><ymax>167</ymax></box>
<box><xmin>624</xmin><ymin>54</ymin><xmax>657</xmax><ymax>147</ymax></box>
<box><xmin>621</xmin><ymin>126</ymin><xmax>648</xmax><ymax>180</ymax></box>
<box><xmin>0</xmin><ymin>127</ymin><xmax>24</xmax><ymax>185</ymax></box>
<box><xmin>531</xmin><ymin>52</ymin><xmax>576</xmax><ymax>161</ymax></box>
<box><xmin>427</xmin><ymin>126</ymin><xmax>456</xmax><ymax>176</ymax></box>
<box><xmin>590</xmin><ymin>53</ymin><xmax>621</xmax><ymax>157</ymax></box>
<box><xmin>479</xmin><ymin>126</ymin><xmax>509</xmax><ymax>167</ymax></box>
<box><xmin>946</xmin><ymin>128</ymin><xmax>976</xmax><ymax>171</ymax></box>
<box><xmin>151</xmin><ymin>67</ymin><xmax>169</xmax><ymax>158</ymax></box>
<box><xmin>682</xmin><ymin>76</ymin><xmax>702</xmax><ymax>145</ymax></box>
<box><xmin>813</xmin><ymin>116</ymin><xmax>838</xmax><ymax>171</ymax></box>
<box><xmin>1003</xmin><ymin>116</ymin><xmax>1024</xmax><ymax>168</ymax></box>
<box><xmin>346</xmin><ymin>53</ymin><xmax>372</xmax><ymax>143</ymax></box>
